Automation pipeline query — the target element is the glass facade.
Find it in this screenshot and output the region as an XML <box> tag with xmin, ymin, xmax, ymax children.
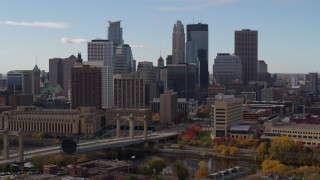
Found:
<box><xmin>167</xmin><ymin>64</ymin><xmax>198</xmax><ymax>99</ymax></box>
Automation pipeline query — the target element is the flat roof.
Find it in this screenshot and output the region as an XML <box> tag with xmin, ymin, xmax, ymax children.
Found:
<box><xmin>272</xmin><ymin>123</ymin><xmax>320</xmax><ymax>132</ymax></box>
<box><xmin>229</xmin><ymin>125</ymin><xmax>251</xmax><ymax>132</ymax></box>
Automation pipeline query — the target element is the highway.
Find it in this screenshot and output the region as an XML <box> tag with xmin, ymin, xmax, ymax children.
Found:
<box><xmin>0</xmin><ymin>129</ymin><xmax>181</xmax><ymax>165</ymax></box>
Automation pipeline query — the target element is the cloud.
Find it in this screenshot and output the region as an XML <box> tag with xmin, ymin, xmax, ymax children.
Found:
<box><xmin>131</xmin><ymin>45</ymin><xmax>149</xmax><ymax>49</ymax></box>
<box><xmin>158</xmin><ymin>0</ymin><xmax>238</xmax><ymax>11</ymax></box>
<box><xmin>0</xmin><ymin>20</ymin><xmax>68</xmax><ymax>29</ymax></box>
<box><xmin>61</xmin><ymin>37</ymin><xmax>88</xmax><ymax>44</ymax></box>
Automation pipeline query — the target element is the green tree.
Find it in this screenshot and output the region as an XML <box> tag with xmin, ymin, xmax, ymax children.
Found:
<box><xmin>137</xmin><ymin>164</ymin><xmax>152</xmax><ymax>176</ymax></box>
<box><xmin>30</xmin><ymin>155</ymin><xmax>44</xmax><ymax>171</ymax></box>
<box><xmin>148</xmin><ymin>159</ymin><xmax>166</xmax><ymax>177</ymax></box>
<box><xmin>173</xmin><ymin>161</ymin><xmax>189</xmax><ymax>180</ymax></box>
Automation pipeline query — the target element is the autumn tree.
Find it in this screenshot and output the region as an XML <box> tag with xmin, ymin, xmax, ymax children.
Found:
<box><xmin>229</xmin><ymin>146</ymin><xmax>239</xmax><ymax>156</ymax></box>
<box><xmin>269</xmin><ymin>136</ymin><xmax>294</xmax><ymax>163</ymax></box>
<box><xmin>173</xmin><ymin>161</ymin><xmax>189</xmax><ymax>180</ymax></box>
<box><xmin>262</xmin><ymin>159</ymin><xmax>293</xmax><ymax>176</ymax></box>
<box><xmin>76</xmin><ymin>154</ymin><xmax>89</xmax><ymax>163</ymax></box>
<box><xmin>152</xmin><ymin>113</ymin><xmax>160</xmax><ymax>122</ymax></box>
<box><xmin>195</xmin><ymin>161</ymin><xmax>209</xmax><ymax>180</ymax></box>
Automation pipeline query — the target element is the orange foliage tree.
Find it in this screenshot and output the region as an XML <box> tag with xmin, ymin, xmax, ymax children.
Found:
<box><xmin>194</xmin><ymin>161</ymin><xmax>209</xmax><ymax>180</ymax></box>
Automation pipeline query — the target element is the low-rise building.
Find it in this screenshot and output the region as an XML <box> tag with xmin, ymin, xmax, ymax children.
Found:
<box><xmin>0</xmin><ymin>106</ymin><xmax>103</xmax><ymax>135</ymax></box>
<box><xmin>262</xmin><ymin>120</ymin><xmax>320</xmax><ymax>146</ymax></box>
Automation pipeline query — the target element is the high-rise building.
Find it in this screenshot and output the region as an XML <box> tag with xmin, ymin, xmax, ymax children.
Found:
<box><xmin>167</xmin><ymin>63</ymin><xmax>198</xmax><ymax>99</ymax></box>
<box><xmin>114</xmin><ymin>73</ymin><xmax>145</xmax><ymax>109</ymax></box>
<box><xmin>132</xmin><ymin>59</ymin><xmax>137</xmax><ymax>72</ymax></box>
<box><xmin>257</xmin><ymin>60</ymin><xmax>272</xmax><ymax>84</ymax></box>
<box><xmin>137</xmin><ymin>61</ymin><xmax>158</xmax><ymax>105</ymax></box>
<box><xmin>71</xmin><ymin>64</ymin><xmax>101</xmax><ymax>109</ymax></box>
<box><xmin>258</xmin><ymin>60</ymin><xmax>268</xmax><ymax>73</ymax></box>
<box><xmin>137</xmin><ymin>61</ymin><xmax>156</xmax><ymax>84</ymax></box>
<box><xmin>213</xmin><ymin>95</ymin><xmax>243</xmax><ymax>138</ymax></box>
<box><xmin>235</xmin><ymin>29</ymin><xmax>258</xmax><ymax>84</ymax></box>
<box><xmin>308</xmin><ymin>72</ymin><xmax>318</xmax><ymax>94</ymax></box>
<box><xmin>172</xmin><ymin>20</ymin><xmax>185</xmax><ymax>64</ymax></box>
<box><xmin>87</xmin><ymin>39</ymin><xmax>114</xmax><ymax>109</ymax></box>
<box><xmin>108</xmin><ymin>21</ymin><xmax>123</xmax><ymax>45</ymax></box>
<box><xmin>88</xmin><ymin>40</ymin><xmax>114</xmax><ymax>66</ymax></box>
<box><xmin>166</xmin><ymin>55</ymin><xmax>172</xmax><ymax>65</ymax></box>
<box><xmin>160</xmin><ymin>90</ymin><xmax>177</xmax><ymax>128</ymax></box>
<box><xmin>114</xmin><ymin>44</ymin><xmax>133</xmax><ymax>74</ymax></box>
<box><xmin>186</xmin><ymin>23</ymin><xmax>209</xmax><ymax>89</ymax></box>
<box><xmin>158</xmin><ymin>56</ymin><xmax>164</xmax><ymax>67</ymax></box>
<box><xmin>49</xmin><ymin>55</ymin><xmax>79</xmax><ymax>96</ymax></box>
<box><xmin>213</xmin><ymin>53</ymin><xmax>242</xmax><ymax>88</ymax></box>
<box><xmin>7</xmin><ymin>70</ymin><xmax>40</xmax><ymax>95</ymax></box>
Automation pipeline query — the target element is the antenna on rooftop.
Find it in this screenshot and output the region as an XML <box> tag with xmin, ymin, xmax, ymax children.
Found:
<box><xmin>201</xmin><ymin>16</ymin><xmax>202</xmax><ymax>23</ymax></box>
<box><xmin>193</xmin><ymin>16</ymin><xmax>194</xmax><ymax>24</ymax></box>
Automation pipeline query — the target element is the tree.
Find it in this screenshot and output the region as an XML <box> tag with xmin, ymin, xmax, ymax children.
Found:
<box><xmin>195</xmin><ymin>161</ymin><xmax>209</xmax><ymax>180</ymax></box>
<box><xmin>30</xmin><ymin>155</ymin><xmax>44</xmax><ymax>171</ymax></box>
<box><xmin>148</xmin><ymin>159</ymin><xmax>166</xmax><ymax>177</ymax></box>
<box><xmin>152</xmin><ymin>113</ymin><xmax>160</xmax><ymax>122</ymax></box>
<box><xmin>229</xmin><ymin>146</ymin><xmax>239</xmax><ymax>156</ymax></box>
<box><xmin>221</xmin><ymin>146</ymin><xmax>230</xmax><ymax>156</ymax></box>
<box><xmin>137</xmin><ymin>164</ymin><xmax>152</xmax><ymax>176</ymax></box>
<box><xmin>173</xmin><ymin>161</ymin><xmax>189</xmax><ymax>180</ymax></box>
<box><xmin>269</xmin><ymin>136</ymin><xmax>294</xmax><ymax>163</ymax></box>
<box><xmin>76</xmin><ymin>154</ymin><xmax>89</xmax><ymax>163</ymax></box>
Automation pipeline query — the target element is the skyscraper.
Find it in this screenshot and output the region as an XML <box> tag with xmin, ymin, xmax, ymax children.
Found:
<box><xmin>113</xmin><ymin>73</ymin><xmax>145</xmax><ymax>109</ymax></box>
<box><xmin>88</xmin><ymin>39</ymin><xmax>114</xmax><ymax>66</ymax></box>
<box><xmin>235</xmin><ymin>29</ymin><xmax>258</xmax><ymax>84</ymax></box>
<box><xmin>87</xmin><ymin>39</ymin><xmax>114</xmax><ymax>109</ymax></box>
<box><xmin>186</xmin><ymin>23</ymin><xmax>209</xmax><ymax>89</ymax></box>
<box><xmin>49</xmin><ymin>55</ymin><xmax>79</xmax><ymax>96</ymax></box>
<box><xmin>213</xmin><ymin>53</ymin><xmax>242</xmax><ymax>88</ymax></box>
<box><xmin>71</xmin><ymin>64</ymin><xmax>101</xmax><ymax>109</ymax></box>
<box><xmin>172</xmin><ymin>20</ymin><xmax>185</xmax><ymax>64</ymax></box>
<box><xmin>308</xmin><ymin>72</ymin><xmax>318</xmax><ymax>94</ymax></box>
<box><xmin>108</xmin><ymin>21</ymin><xmax>123</xmax><ymax>45</ymax></box>
<box><xmin>167</xmin><ymin>63</ymin><xmax>198</xmax><ymax>99</ymax></box>
<box><xmin>114</xmin><ymin>44</ymin><xmax>133</xmax><ymax>74</ymax></box>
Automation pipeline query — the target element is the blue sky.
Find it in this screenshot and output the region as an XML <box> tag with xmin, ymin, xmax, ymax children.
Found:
<box><xmin>0</xmin><ymin>0</ymin><xmax>319</xmax><ymax>75</ymax></box>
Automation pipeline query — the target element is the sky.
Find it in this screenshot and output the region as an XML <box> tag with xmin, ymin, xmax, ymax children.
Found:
<box><xmin>0</xmin><ymin>0</ymin><xmax>319</xmax><ymax>75</ymax></box>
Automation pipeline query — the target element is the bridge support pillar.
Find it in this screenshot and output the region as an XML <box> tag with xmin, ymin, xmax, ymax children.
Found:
<box><xmin>116</xmin><ymin>114</ymin><xmax>120</xmax><ymax>138</ymax></box>
<box><xmin>18</xmin><ymin>130</ymin><xmax>24</xmax><ymax>162</ymax></box>
<box><xmin>3</xmin><ymin>129</ymin><xmax>9</xmax><ymax>160</ymax></box>
<box><xmin>129</xmin><ymin>114</ymin><xmax>134</xmax><ymax>139</ymax></box>
<box><xmin>143</xmin><ymin>117</ymin><xmax>147</xmax><ymax>141</ymax></box>
<box><xmin>143</xmin><ymin>115</ymin><xmax>148</xmax><ymax>147</ymax></box>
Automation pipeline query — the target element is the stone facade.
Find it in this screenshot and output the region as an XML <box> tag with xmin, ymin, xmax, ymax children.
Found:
<box><xmin>0</xmin><ymin>106</ymin><xmax>103</xmax><ymax>135</ymax></box>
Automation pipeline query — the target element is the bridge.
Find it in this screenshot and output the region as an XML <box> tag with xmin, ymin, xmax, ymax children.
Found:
<box><xmin>0</xmin><ymin>127</ymin><xmax>183</xmax><ymax>166</ymax></box>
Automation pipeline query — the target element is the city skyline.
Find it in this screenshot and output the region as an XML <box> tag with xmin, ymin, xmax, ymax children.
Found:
<box><xmin>0</xmin><ymin>0</ymin><xmax>319</xmax><ymax>74</ymax></box>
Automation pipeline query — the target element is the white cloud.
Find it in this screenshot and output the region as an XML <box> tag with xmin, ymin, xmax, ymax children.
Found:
<box><xmin>61</xmin><ymin>37</ymin><xmax>88</xmax><ymax>44</ymax></box>
<box><xmin>131</xmin><ymin>45</ymin><xmax>149</xmax><ymax>49</ymax></box>
<box><xmin>0</xmin><ymin>20</ymin><xmax>68</xmax><ymax>29</ymax></box>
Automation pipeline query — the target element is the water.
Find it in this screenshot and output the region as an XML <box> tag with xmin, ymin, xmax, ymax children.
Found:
<box><xmin>94</xmin><ymin>148</ymin><xmax>251</xmax><ymax>174</ymax></box>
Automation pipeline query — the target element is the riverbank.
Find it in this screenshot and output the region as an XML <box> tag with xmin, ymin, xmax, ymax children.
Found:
<box><xmin>157</xmin><ymin>144</ymin><xmax>257</xmax><ymax>161</ymax></box>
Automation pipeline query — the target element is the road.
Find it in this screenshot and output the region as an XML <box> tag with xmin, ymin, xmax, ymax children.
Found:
<box><xmin>0</xmin><ymin>129</ymin><xmax>181</xmax><ymax>165</ymax></box>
